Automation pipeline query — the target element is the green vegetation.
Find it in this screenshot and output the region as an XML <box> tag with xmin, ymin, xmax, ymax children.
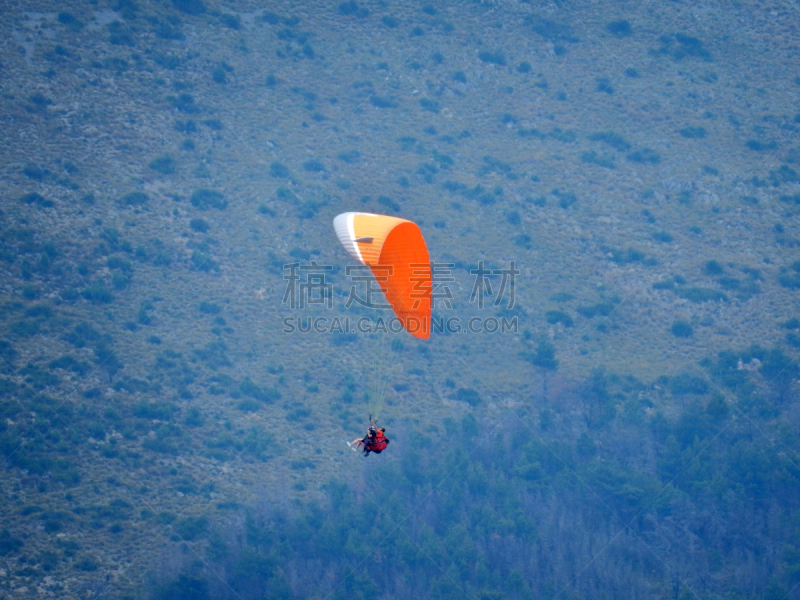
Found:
<box><xmin>653</xmin><ymin>33</ymin><xmax>712</xmax><ymax>61</ymax></box>
<box><xmin>581</xmin><ymin>150</ymin><xmax>615</xmax><ymax>169</ymax></box>
<box><xmin>675</xmin><ymin>287</ymin><xmax>727</xmax><ymax>303</ymax></box>
<box><xmin>627</xmin><ymin>148</ymin><xmax>661</xmax><ymax>164</ymax></box>
<box><xmin>588</xmin><ymin>131</ymin><xmax>631</xmax><ymax>152</ymax></box>
<box><xmin>4</xmin><ymin>6</ymin><xmax>800</xmax><ymax>599</ymax></box>
<box><xmin>338</xmin><ymin>1</ymin><xmax>369</xmax><ymax>18</ymax></box>
<box><xmin>190</xmin><ymin>218</ymin><xmax>209</xmax><ymax>233</ymax></box>
<box><xmin>270</xmin><ymin>162</ymin><xmax>290</xmax><ymax>178</ymax></box>
<box><xmin>190</xmin><ymin>189</ymin><xmax>227</xmax><ymax>210</ymax></box>
<box><xmin>671</xmin><ymin>320</ymin><xmax>693</xmax><ymax>338</ymax></box>
<box><xmin>606</xmin><ymin>20</ymin><xmax>632</xmax><ymax>37</ymax></box>
<box><xmin>453</xmin><ymin>387</ymin><xmax>481</xmax><ymax>406</ymax></box>
<box><xmin>679</xmin><ymin>126</ymin><xmax>707</xmax><ymax>139</ymax></box>
<box><xmin>478</xmin><ymin>50</ymin><xmax>506</xmax><ymax>66</ymax></box>
<box><xmin>172</xmin><ymin>0</ymin><xmax>206</xmax><ymax>16</ymax></box>
<box><xmin>20</xmin><ymin>192</ymin><xmax>54</xmax><ymax>208</ymax></box>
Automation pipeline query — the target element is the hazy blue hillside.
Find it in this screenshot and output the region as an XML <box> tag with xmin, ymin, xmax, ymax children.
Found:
<box><xmin>1</xmin><ymin>0</ymin><xmax>799</xmax><ymax>598</ymax></box>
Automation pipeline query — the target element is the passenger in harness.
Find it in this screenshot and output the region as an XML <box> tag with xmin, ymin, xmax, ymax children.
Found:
<box><xmin>349</xmin><ymin>418</ymin><xmax>390</xmax><ymax>456</ymax></box>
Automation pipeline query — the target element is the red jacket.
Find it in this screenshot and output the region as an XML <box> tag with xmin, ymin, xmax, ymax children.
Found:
<box><xmin>368</xmin><ymin>430</ymin><xmax>389</xmax><ymax>453</ymax></box>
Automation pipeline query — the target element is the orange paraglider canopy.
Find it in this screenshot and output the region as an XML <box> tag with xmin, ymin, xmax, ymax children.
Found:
<box><xmin>333</xmin><ymin>212</ymin><xmax>431</xmax><ymax>339</ymax></box>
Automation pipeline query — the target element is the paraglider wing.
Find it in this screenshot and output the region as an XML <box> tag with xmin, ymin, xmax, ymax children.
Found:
<box><xmin>333</xmin><ymin>212</ymin><xmax>431</xmax><ymax>339</ymax></box>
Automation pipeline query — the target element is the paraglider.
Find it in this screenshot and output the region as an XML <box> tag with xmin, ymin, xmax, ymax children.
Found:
<box><xmin>333</xmin><ymin>212</ymin><xmax>432</xmax><ymax>457</ymax></box>
<box><xmin>333</xmin><ymin>212</ymin><xmax>432</xmax><ymax>339</ymax></box>
<box><xmin>348</xmin><ymin>416</ymin><xmax>390</xmax><ymax>456</ymax></box>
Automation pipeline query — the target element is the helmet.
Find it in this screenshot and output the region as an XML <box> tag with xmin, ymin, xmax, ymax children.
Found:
<box><xmin>368</xmin><ymin>426</ymin><xmax>377</xmax><ymax>434</ymax></box>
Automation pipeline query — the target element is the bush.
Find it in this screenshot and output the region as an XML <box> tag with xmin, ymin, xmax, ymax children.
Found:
<box><xmin>581</xmin><ymin>151</ymin><xmax>615</xmax><ymax>169</ymax></box>
<box><xmin>269</xmin><ymin>162</ymin><xmax>290</xmax><ymax>178</ymax></box>
<box><xmin>199</xmin><ymin>301</ymin><xmax>221</xmax><ymax>314</ymax></box>
<box><xmin>0</xmin><ymin>530</ymin><xmax>24</xmax><ymax>556</ymax></box>
<box><xmin>134</xmin><ymin>401</ymin><xmax>176</xmax><ymax>421</ymax></box>
<box><xmin>81</xmin><ymin>281</ymin><xmax>114</xmax><ymax>304</ymax></box>
<box><xmin>703</xmin><ymin>260</ymin><xmax>724</xmax><ymax>275</ymax></box>
<box><xmin>175</xmin><ymin>516</ymin><xmax>208</xmax><ymax>541</ymax></box>
<box><xmin>671</xmin><ymin>320</ymin><xmax>693</xmax><ymax>338</ymax></box>
<box><xmin>453</xmin><ymin>388</ymin><xmax>481</xmax><ymax>406</ymax></box>
<box><xmin>190</xmin><ymin>218</ymin><xmax>209</xmax><ymax>233</ymax></box>
<box><xmin>652</xmin><ymin>231</ymin><xmax>673</xmax><ymax>243</ymax></box>
<box><xmin>149</xmin><ymin>155</ymin><xmax>175</xmax><ymax>174</ymax></box>
<box><xmin>478</xmin><ymin>51</ymin><xmax>506</xmax><ymax>66</ymax></box>
<box><xmin>669</xmin><ymin>373</ymin><xmax>708</xmax><ymax>395</ymax></box>
<box><xmin>121</xmin><ymin>192</ymin><xmax>148</xmax><ymax>206</ymax></box>
<box><xmin>302</xmin><ymin>159</ymin><xmax>325</xmax><ymax>172</ymax></box>
<box><xmin>172</xmin><ymin>0</ymin><xmax>206</xmax><ymax>15</ymax></box>
<box><xmin>191</xmin><ymin>251</ymin><xmax>218</xmax><ymax>272</ymax></box>
<box><xmin>627</xmin><ymin>148</ymin><xmax>661</xmax><ymax>164</ymax></box>
<box><xmin>606</xmin><ymin>20</ymin><xmax>632</xmax><ymax>37</ymax></box>
<box><xmin>337</xmin><ymin>150</ymin><xmax>361</xmax><ymax>164</ymax></box>
<box><xmin>190</xmin><ymin>189</ymin><xmax>226</xmax><ymax>210</ymax></box>
<box><xmin>239</xmin><ymin>378</ymin><xmax>281</xmax><ymax>403</ymax></box>
<box><xmin>74</xmin><ymin>555</ymin><xmax>100</xmax><ymax>571</ymax></box>
<box><xmin>338</xmin><ymin>1</ymin><xmax>369</xmax><ymax>18</ymax></box>
<box><xmin>679</xmin><ymin>127</ymin><xmax>706</xmax><ymax>139</ymax></box>
<box><xmin>675</xmin><ymin>287</ymin><xmax>726</xmax><ymax>303</ymax></box>
<box><xmin>20</xmin><ymin>193</ymin><xmax>54</xmax><ymax>208</ymax></box>
<box><xmin>370</xmin><ymin>96</ymin><xmax>398</xmax><ymax>108</ymax></box>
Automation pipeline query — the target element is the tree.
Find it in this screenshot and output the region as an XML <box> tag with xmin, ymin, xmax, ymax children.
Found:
<box><xmin>523</xmin><ymin>338</ymin><xmax>558</xmax><ymax>400</ymax></box>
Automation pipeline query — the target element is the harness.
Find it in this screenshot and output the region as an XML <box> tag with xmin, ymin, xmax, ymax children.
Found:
<box><xmin>365</xmin><ymin>432</ymin><xmax>389</xmax><ymax>454</ymax></box>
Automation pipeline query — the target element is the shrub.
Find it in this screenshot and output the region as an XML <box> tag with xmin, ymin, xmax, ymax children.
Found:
<box><xmin>172</xmin><ymin>0</ymin><xmax>206</xmax><ymax>15</ymax></box>
<box><xmin>121</xmin><ymin>193</ymin><xmax>149</xmax><ymax>208</ymax></box>
<box><xmin>669</xmin><ymin>373</ymin><xmax>708</xmax><ymax>395</ymax></box>
<box><xmin>581</xmin><ymin>151</ymin><xmax>615</xmax><ymax>169</ymax></box>
<box><xmin>338</xmin><ymin>1</ymin><xmax>369</xmax><ymax>18</ymax></box>
<box><xmin>478</xmin><ymin>50</ymin><xmax>506</xmax><ymax>66</ymax></box>
<box><xmin>671</xmin><ymin>320</ymin><xmax>693</xmax><ymax>338</ymax></box>
<box><xmin>149</xmin><ymin>155</ymin><xmax>175</xmax><ymax>174</ymax></box>
<box><xmin>302</xmin><ymin>159</ymin><xmax>325</xmax><ymax>172</ymax></box>
<box><xmin>0</xmin><ymin>530</ymin><xmax>24</xmax><ymax>556</ymax></box>
<box><xmin>269</xmin><ymin>162</ymin><xmax>290</xmax><ymax>178</ymax></box>
<box><xmin>175</xmin><ymin>516</ymin><xmax>208</xmax><ymax>541</ymax></box>
<box><xmin>675</xmin><ymin>287</ymin><xmax>726</xmax><ymax>303</ymax></box>
<box><xmin>81</xmin><ymin>281</ymin><xmax>114</xmax><ymax>304</ymax></box>
<box><xmin>370</xmin><ymin>96</ymin><xmax>398</xmax><ymax>108</ymax></box>
<box><xmin>419</xmin><ymin>98</ymin><xmax>440</xmax><ymax>113</ymax></box>
<box><xmin>679</xmin><ymin>126</ymin><xmax>706</xmax><ymax>139</ymax></box>
<box><xmin>627</xmin><ymin>148</ymin><xmax>661</xmax><ymax>164</ymax></box>
<box><xmin>745</xmin><ymin>139</ymin><xmax>777</xmax><ymax>152</ymax></box>
<box><xmin>596</xmin><ymin>78</ymin><xmax>614</xmax><ymax>94</ymax></box>
<box><xmin>190</xmin><ymin>189</ymin><xmax>226</xmax><ymax>210</ymax></box>
<box><xmin>453</xmin><ymin>387</ymin><xmax>481</xmax><ymax>406</ymax></box>
<box><xmin>190</xmin><ymin>218</ymin><xmax>209</xmax><ymax>233</ymax></box>
<box><xmin>778</xmin><ymin>273</ymin><xmax>800</xmax><ymax>289</ymax></box>
<box><xmin>337</xmin><ymin>150</ymin><xmax>361</xmax><ymax>164</ymax></box>
<box><xmin>199</xmin><ymin>301</ymin><xmax>221</xmax><ymax>314</ymax></box>
<box><xmin>589</xmin><ymin>131</ymin><xmax>631</xmax><ymax>152</ymax></box>
<box><xmin>134</xmin><ymin>401</ymin><xmax>176</xmax><ymax>421</ymax></box>
<box><xmin>606</xmin><ymin>20</ymin><xmax>632</xmax><ymax>37</ymax></box>
<box><xmin>239</xmin><ymin>378</ymin><xmax>280</xmax><ymax>403</ymax></box>
<box><xmin>703</xmin><ymin>260</ymin><xmax>724</xmax><ymax>275</ymax></box>
<box><xmin>191</xmin><ymin>251</ymin><xmax>218</xmax><ymax>272</ymax></box>
<box><xmin>576</xmin><ymin>302</ymin><xmax>616</xmax><ymax>318</ymax></box>
<box><xmin>20</xmin><ymin>193</ymin><xmax>54</xmax><ymax>208</ymax></box>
